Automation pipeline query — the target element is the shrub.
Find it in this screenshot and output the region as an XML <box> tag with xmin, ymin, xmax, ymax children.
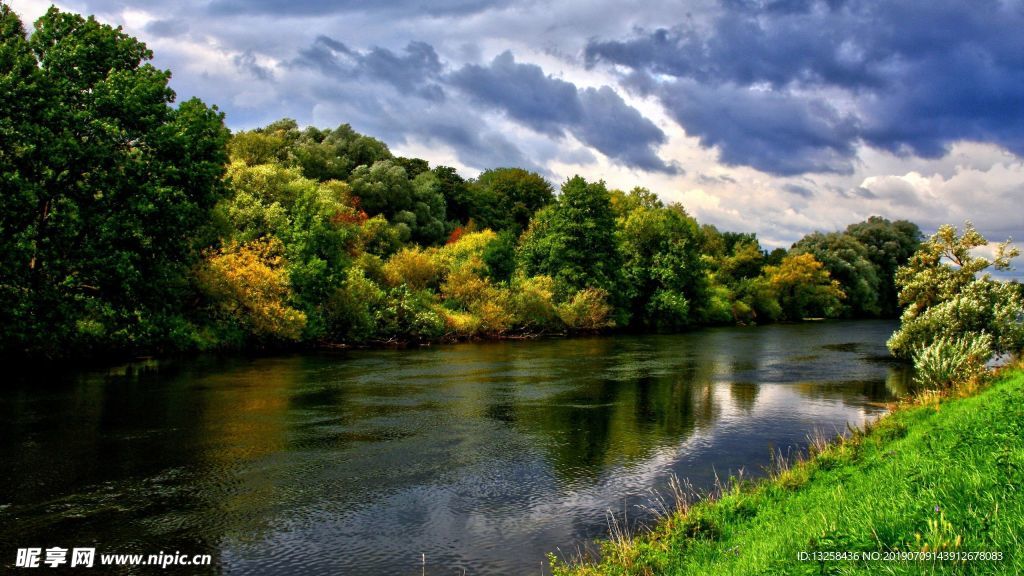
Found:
<box><xmin>326</xmin><ymin>267</ymin><xmax>385</xmax><ymax>342</ymax></box>
<box><xmin>510</xmin><ymin>275</ymin><xmax>561</xmax><ymax>330</ymax></box>
<box><xmin>442</xmin><ymin>309</ymin><xmax>482</xmax><ymax>337</ymax></box>
<box><xmin>375</xmin><ymin>286</ymin><xmax>445</xmax><ymax>341</ymax></box>
<box><xmin>440</xmin><ymin>264</ymin><xmax>494</xmax><ymax>309</ymax></box>
<box><xmin>197</xmin><ymin>238</ymin><xmax>307</xmax><ymax>341</ymax></box>
<box><xmin>383</xmin><ymin>247</ymin><xmax>439</xmax><ymax>290</ymax></box>
<box><xmin>912</xmin><ymin>333</ymin><xmax>993</xmax><ymax>389</ymax></box>
<box><xmin>557</xmin><ymin>288</ymin><xmax>615</xmax><ymax>330</ymax></box>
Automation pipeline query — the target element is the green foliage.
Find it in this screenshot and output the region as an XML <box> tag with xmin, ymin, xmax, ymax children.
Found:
<box><xmin>482</xmin><ymin>229</ymin><xmax>517</xmax><ymax>282</ymax></box>
<box><xmin>888</xmin><ymin>222</ymin><xmax>1024</xmax><ymax>360</ymax></box>
<box><xmin>518</xmin><ymin>176</ymin><xmax>623</xmax><ymax>301</ymax></box>
<box><xmin>509</xmin><ymin>275</ymin><xmax>561</xmax><ymax>330</ymax></box>
<box><xmin>348</xmin><ymin>159</ymin><xmax>447</xmax><ymax>245</ymax></box>
<box><xmin>231</xmin><ymin>120</ymin><xmax>392</xmax><ymax>181</ymax></box>
<box><xmin>358</xmin><ymin>215</ymin><xmax>404</xmax><ymax>257</ymax></box>
<box><xmin>912</xmin><ymin>333</ymin><xmax>993</xmax><ymax>390</ymax></box>
<box><xmin>793</xmin><ymin>231</ymin><xmax>881</xmax><ymax>317</ymax></box>
<box><xmin>431</xmin><ymin>165</ymin><xmax>474</xmax><ymax>224</ymax></box>
<box><xmin>846</xmin><ymin>216</ymin><xmax>922</xmax><ymax>317</ymax></box>
<box><xmin>609</xmin><ymin>186</ymin><xmax>663</xmax><ymax>217</ymax></box>
<box><xmin>375</xmin><ymin>285</ymin><xmax>445</xmax><ymax>341</ymax></box>
<box><xmin>733</xmin><ymin>276</ymin><xmax>782</xmax><ymax>323</ymax></box>
<box><xmin>0</xmin><ymin>6</ymin><xmax>229</xmax><ymax>357</ymax></box>
<box><xmin>618</xmin><ymin>200</ymin><xmax>706</xmax><ymax>329</ymax></box>
<box><xmin>716</xmin><ymin>239</ymin><xmax>764</xmax><ymax>284</ymax></box>
<box><xmin>326</xmin><ymin>267</ymin><xmax>385</xmax><ymax>341</ymax></box>
<box><xmin>472</xmin><ymin>167</ymin><xmax>554</xmax><ymax>232</ymax></box>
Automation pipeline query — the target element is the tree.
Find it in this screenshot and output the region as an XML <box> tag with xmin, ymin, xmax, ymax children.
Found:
<box><xmin>197</xmin><ymin>237</ymin><xmax>307</xmax><ymax>343</ymax></box>
<box><xmin>764</xmin><ymin>253</ymin><xmax>845</xmax><ymax>320</ymax></box>
<box><xmin>846</xmin><ymin>216</ymin><xmax>922</xmax><ymax>317</ymax></box>
<box><xmin>0</xmin><ymin>6</ymin><xmax>229</xmax><ymax>356</ymax></box>
<box><xmin>431</xmin><ymin>165</ymin><xmax>474</xmax><ymax>225</ymax></box>
<box><xmin>517</xmin><ymin>176</ymin><xmax>623</xmax><ymax>302</ymax></box>
<box><xmin>473</xmin><ymin>167</ymin><xmax>554</xmax><ymax>233</ymax></box>
<box><xmin>887</xmin><ymin>223</ymin><xmax>1024</xmax><ymax>360</ymax></box>
<box><xmin>793</xmin><ymin>231</ymin><xmax>881</xmax><ymax>317</ymax></box>
<box><xmin>618</xmin><ymin>202</ymin><xmax>706</xmax><ymax>329</ymax></box>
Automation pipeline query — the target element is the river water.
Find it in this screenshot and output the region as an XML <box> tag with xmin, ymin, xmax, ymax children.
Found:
<box><xmin>0</xmin><ymin>320</ymin><xmax>912</xmax><ymax>574</ymax></box>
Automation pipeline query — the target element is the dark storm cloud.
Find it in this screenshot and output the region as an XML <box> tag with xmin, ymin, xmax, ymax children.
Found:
<box><xmin>659</xmin><ymin>80</ymin><xmax>858</xmax><ymax>175</ymax></box>
<box><xmin>576</xmin><ymin>87</ymin><xmax>678</xmax><ymax>174</ymax></box>
<box><xmin>296</xmin><ymin>36</ymin><xmax>445</xmax><ymax>101</ymax></box>
<box><xmin>585</xmin><ymin>0</ymin><xmax>1024</xmax><ymax>175</ymax></box>
<box><xmin>450</xmin><ymin>52</ymin><xmax>676</xmax><ymax>173</ymax></box>
<box><xmin>207</xmin><ymin>0</ymin><xmax>507</xmax><ymax>17</ymax></box>
<box><xmin>143</xmin><ymin>18</ymin><xmax>188</xmax><ymax>38</ymax></box>
<box><xmin>449</xmin><ymin>51</ymin><xmax>583</xmax><ymax>137</ymax></box>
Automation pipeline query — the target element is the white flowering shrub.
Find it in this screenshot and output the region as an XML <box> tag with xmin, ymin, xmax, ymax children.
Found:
<box><xmin>912</xmin><ymin>333</ymin><xmax>993</xmax><ymax>389</ymax></box>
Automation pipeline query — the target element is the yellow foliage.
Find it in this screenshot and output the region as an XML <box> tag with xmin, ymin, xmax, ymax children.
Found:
<box><xmin>511</xmin><ymin>275</ymin><xmax>560</xmax><ymax>329</ymax></box>
<box><xmin>765</xmin><ymin>253</ymin><xmax>842</xmax><ymax>296</ymax></box>
<box><xmin>198</xmin><ymin>237</ymin><xmax>307</xmax><ymax>340</ymax></box>
<box><xmin>226</xmin><ymin>161</ymin><xmax>307</xmax><ymax>206</ymax></box>
<box><xmin>442</xmin><ymin>309</ymin><xmax>482</xmax><ymax>336</ymax></box>
<box><xmin>383</xmin><ymin>247</ymin><xmax>439</xmax><ymax>289</ymax></box>
<box><xmin>435</xmin><ymin>229</ymin><xmax>497</xmax><ymax>276</ymax></box>
<box><xmin>557</xmin><ymin>288</ymin><xmax>615</xmax><ymax>330</ymax></box>
<box><xmin>441</xmin><ymin>264</ymin><xmax>494</xmax><ymax>308</ymax></box>
<box><xmin>475</xmin><ymin>295</ymin><xmax>514</xmax><ymax>335</ymax></box>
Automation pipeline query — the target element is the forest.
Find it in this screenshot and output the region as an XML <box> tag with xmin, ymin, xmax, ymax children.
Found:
<box><xmin>0</xmin><ymin>6</ymin><xmax>922</xmax><ymax>360</ymax></box>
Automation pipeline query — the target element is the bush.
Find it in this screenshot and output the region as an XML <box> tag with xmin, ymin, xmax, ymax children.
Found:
<box><xmin>510</xmin><ymin>275</ymin><xmax>562</xmax><ymax>330</ymax></box>
<box><xmin>375</xmin><ymin>286</ymin><xmax>445</xmax><ymax>341</ymax></box>
<box><xmin>440</xmin><ymin>264</ymin><xmax>493</xmax><ymax>309</ymax></box>
<box><xmin>557</xmin><ymin>288</ymin><xmax>615</xmax><ymax>330</ymax></box>
<box><xmin>383</xmin><ymin>247</ymin><xmax>439</xmax><ymax>290</ymax></box>
<box><xmin>197</xmin><ymin>238</ymin><xmax>307</xmax><ymax>341</ymax></box>
<box><xmin>912</xmin><ymin>333</ymin><xmax>993</xmax><ymax>389</ymax></box>
<box><xmin>327</xmin><ymin>267</ymin><xmax>385</xmax><ymax>342</ymax></box>
<box><xmin>441</xmin><ymin>309</ymin><xmax>482</xmax><ymax>337</ymax></box>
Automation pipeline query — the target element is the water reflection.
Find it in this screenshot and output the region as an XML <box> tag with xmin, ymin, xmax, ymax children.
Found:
<box><xmin>0</xmin><ymin>320</ymin><xmax>911</xmax><ymax>575</ymax></box>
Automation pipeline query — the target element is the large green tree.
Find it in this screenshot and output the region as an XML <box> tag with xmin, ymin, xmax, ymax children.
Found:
<box><xmin>517</xmin><ymin>176</ymin><xmax>622</xmax><ymax>302</ymax></box>
<box><xmin>471</xmin><ymin>167</ymin><xmax>553</xmax><ymax>233</ymax></box>
<box><xmin>793</xmin><ymin>231</ymin><xmax>881</xmax><ymax>317</ymax></box>
<box><xmin>616</xmin><ymin>191</ymin><xmax>707</xmax><ymax>329</ymax></box>
<box><xmin>0</xmin><ymin>6</ymin><xmax>229</xmax><ymax>357</ymax></box>
<box><xmin>845</xmin><ymin>216</ymin><xmax>922</xmax><ymax>317</ymax></box>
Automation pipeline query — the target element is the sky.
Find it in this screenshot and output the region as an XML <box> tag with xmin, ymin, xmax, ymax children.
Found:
<box><xmin>7</xmin><ymin>0</ymin><xmax>1024</xmax><ymax>258</ymax></box>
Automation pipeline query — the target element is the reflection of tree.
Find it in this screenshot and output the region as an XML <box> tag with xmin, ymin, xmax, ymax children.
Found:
<box><xmin>504</xmin><ymin>337</ymin><xmax>725</xmax><ymax>484</ymax></box>
<box><xmin>792</xmin><ymin>378</ymin><xmax>893</xmax><ymax>401</ymax></box>
<box><xmin>729</xmin><ymin>382</ymin><xmax>760</xmax><ymax>412</ymax></box>
<box><xmin>884</xmin><ymin>365</ymin><xmax>915</xmax><ymax>398</ymax></box>
<box><xmin>0</xmin><ymin>361</ymin><xmax>238</xmax><ymax>574</ymax></box>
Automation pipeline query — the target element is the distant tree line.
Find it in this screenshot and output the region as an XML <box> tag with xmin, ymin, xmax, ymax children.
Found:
<box><xmin>1</xmin><ymin>6</ymin><xmax>928</xmax><ymax>359</ymax></box>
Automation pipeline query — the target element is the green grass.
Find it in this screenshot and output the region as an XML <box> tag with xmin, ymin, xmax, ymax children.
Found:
<box><xmin>553</xmin><ymin>369</ymin><xmax>1024</xmax><ymax>575</ymax></box>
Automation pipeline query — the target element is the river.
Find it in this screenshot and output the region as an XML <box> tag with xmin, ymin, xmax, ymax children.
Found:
<box><xmin>0</xmin><ymin>320</ymin><xmax>912</xmax><ymax>574</ymax></box>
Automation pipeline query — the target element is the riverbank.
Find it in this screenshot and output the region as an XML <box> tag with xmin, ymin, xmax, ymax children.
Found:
<box><xmin>553</xmin><ymin>367</ymin><xmax>1024</xmax><ymax>575</ymax></box>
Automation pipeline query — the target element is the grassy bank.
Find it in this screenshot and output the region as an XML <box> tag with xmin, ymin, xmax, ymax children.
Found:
<box><xmin>554</xmin><ymin>368</ymin><xmax>1024</xmax><ymax>575</ymax></box>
